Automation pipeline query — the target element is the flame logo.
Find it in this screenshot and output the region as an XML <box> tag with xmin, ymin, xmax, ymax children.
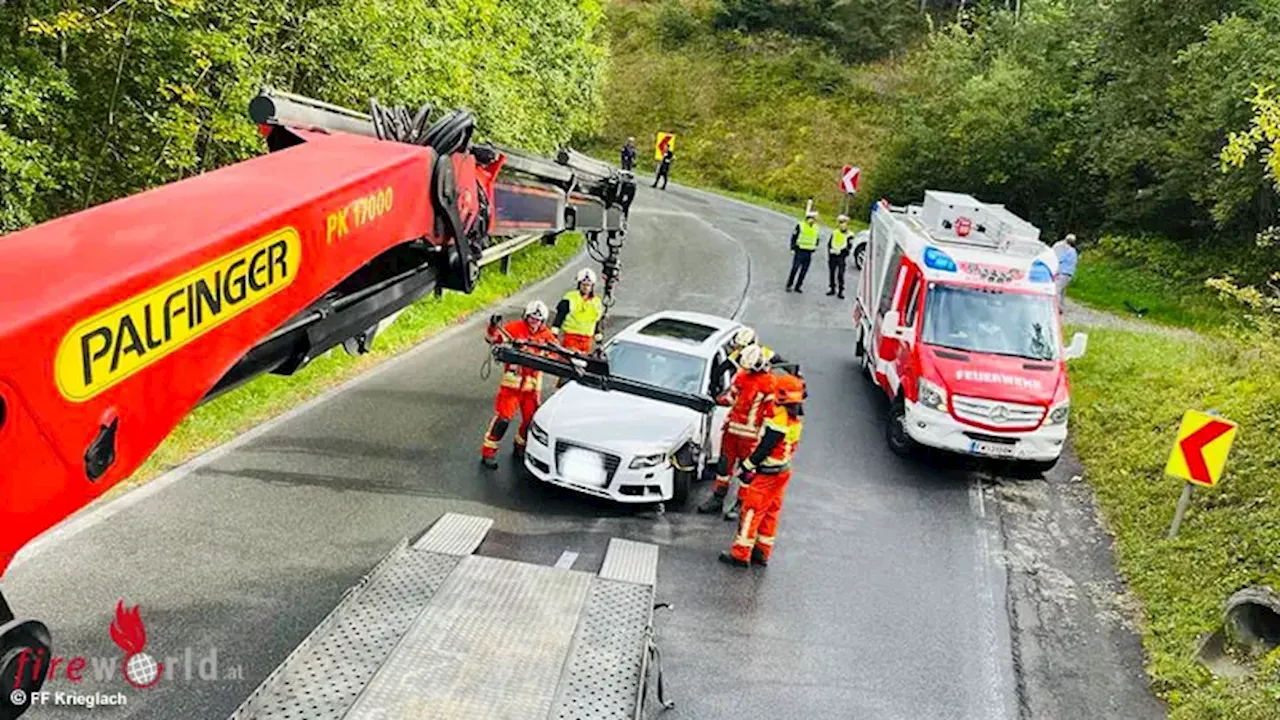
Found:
<box><xmin>109</xmin><ymin>600</ymin><xmax>164</xmax><ymax>689</ymax></box>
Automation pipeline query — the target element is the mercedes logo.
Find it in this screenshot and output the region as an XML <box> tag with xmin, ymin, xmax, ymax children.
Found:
<box><xmin>989</xmin><ymin>405</ymin><xmax>1009</xmax><ymax>423</ymax></box>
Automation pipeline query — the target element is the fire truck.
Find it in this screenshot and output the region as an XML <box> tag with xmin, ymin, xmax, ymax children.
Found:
<box><xmin>853</xmin><ymin>191</ymin><xmax>1089</xmax><ymax>474</ymax></box>
<box><xmin>0</xmin><ymin>89</ymin><xmax>690</xmax><ymax>719</ymax></box>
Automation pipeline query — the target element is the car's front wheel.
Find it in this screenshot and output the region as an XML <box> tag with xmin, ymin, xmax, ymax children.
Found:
<box><xmin>854</xmin><ymin>243</ymin><xmax>867</xmax><ymax>270</ymax></box>
<box><xmin>672</xmin><ymin>469</ymin><xmax>692</xmax><ymax>506</ymax></box>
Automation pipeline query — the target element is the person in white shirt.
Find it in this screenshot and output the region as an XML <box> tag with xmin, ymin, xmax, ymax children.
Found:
<box><xmin>1051</xmin><ymin>234</ymin><xmax>1079</xmax><ymax>311</ymax></box>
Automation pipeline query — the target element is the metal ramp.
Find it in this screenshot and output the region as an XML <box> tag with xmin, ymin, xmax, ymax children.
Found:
<box><xmin>229</xmin><ymin>514</ymin><xmax>663</xmax><ymax>720</ymax></box>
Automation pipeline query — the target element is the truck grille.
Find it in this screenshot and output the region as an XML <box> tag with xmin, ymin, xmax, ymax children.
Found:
<box><xmin>952</xmin><ymin>396</ymin><xmax>1044</xmax><ymax>428</ymax></box>
<box><xmin>555</xmin><ymin>441</ymin><xmax>622</xmax><ymax>485</ymax></box>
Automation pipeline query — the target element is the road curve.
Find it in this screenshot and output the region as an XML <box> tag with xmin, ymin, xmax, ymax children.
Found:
<box><xmin>3</xmin><ymin>184</ymin><xmax>1018</xmax><ymax>719</ymax></box>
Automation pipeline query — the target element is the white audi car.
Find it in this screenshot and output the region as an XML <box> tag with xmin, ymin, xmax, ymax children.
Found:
<box><xmin>523</xmin><ymin>311</ymin><xmax>744</xmax><ymax>504</ymax></box>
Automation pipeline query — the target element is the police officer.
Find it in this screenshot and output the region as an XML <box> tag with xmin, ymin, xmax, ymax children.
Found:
<box><xmin>653</xmin><ymin>148</ymin><xmax>673</xmax><ymax>190</ymax></box>
<box><xmin>621</xmin><ymin>137</ymin><xmax>637</xmax><ymax>171</ymax></box>
<box><xmin>786</xmin><ymin>209</ymin><xmax>820</xmax><ymax>293</ymax></box>
<box><xmin>827</xmin><ymin>214</ymin><xmax>852</xmax><ymax>298</ymax></box>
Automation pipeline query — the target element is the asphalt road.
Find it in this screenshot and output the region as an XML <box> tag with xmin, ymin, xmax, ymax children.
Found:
<box><xmin>4</xmin><ymin>182</ymin><xmax>1116</xmax><ymax>719</ymax></box>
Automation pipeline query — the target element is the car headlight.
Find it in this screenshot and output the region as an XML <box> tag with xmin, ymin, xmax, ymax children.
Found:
<box><xmin>629</xmin><ymin>452</ymin><xmax>667</xmax><ymax>470</ymax></box>
<box><xmin>529</xmin><ymin>421</ymin><xmax>549</xmax><ymax>446</ymax></box>
<box><xmin>1047</xmin><ymin>403</ymin><xmax>1070</xmax><ymax>426</ymax></box>
<box><xmin>918</xmin><ymin>378</ymin><xmax>948</xmax><ymax>412</ymax></box>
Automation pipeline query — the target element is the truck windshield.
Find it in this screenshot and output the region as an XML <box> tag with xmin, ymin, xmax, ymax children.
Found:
<box><xmin>606</xmin><ymin>341</ymin><xmax>707</xmax><ymax>395</ymax></box>
<box><xmin>922</xmin><ymin>284</ymin><xmax>1059</xmax><ymax>361</ymax></box>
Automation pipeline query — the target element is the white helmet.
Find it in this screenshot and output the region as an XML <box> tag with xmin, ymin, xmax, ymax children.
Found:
<box><xmin>739</xmin><ymin>344</ymin><xmax>768</xmax><ymax>372</ymax></box>
<box><xmin>732</xmin><ymin>327</ymin><xmax>757</xmax><ymax>350</ymax></box>
<box><xmin>524</xmin><ymin>300</ymin><xmax>549</xmax><ymax>321</ymax></box>
<box><xmin>576</xmin><ymin>268</ymin><xmax>597</xmax><ymax>286</ymax></box>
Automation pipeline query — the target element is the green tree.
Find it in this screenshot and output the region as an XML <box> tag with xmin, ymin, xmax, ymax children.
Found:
<box><xmin>0</xmin><ymin>0</ymin><xmax>608</xmax><ymax>232</ymax></box>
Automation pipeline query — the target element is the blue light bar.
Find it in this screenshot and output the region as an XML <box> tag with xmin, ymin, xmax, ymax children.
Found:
<box><xmin>1029</xmin><ymin>260</ymin><xmax>1053</xmax><ymax>283</ymax></box>
<box><xmin>923</xmin><ymin>246</ymin><xmax>957</xmax><ymax>272</ymax></box>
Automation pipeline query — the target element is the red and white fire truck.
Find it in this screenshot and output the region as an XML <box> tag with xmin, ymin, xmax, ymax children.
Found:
<box><xmin>853</xmin><ymin>191</ymin><xmax>1089</xmax><ymax>474</ymax></box>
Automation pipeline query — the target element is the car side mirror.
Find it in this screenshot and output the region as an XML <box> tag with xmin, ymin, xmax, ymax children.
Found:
<box><xmin>1064</xmin><ymin>332</ymin><xmax>1088</xmax><ymax>360</ymax></box>
<box><xmin>880</xmin><ymin>310</ymin><xmax>906</xmax><ymax>341</ymax></box>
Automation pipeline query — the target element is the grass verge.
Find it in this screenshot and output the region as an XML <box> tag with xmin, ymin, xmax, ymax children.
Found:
<box><xmin>1069</xmin><ymin>252</ymin><xmax>1236</xmax><ymax>332</ymax></box>
<box><xmin>1067</xmin><ymin>327</ymin><xmax>1280</xmax><ymax>719</ymax></box>
<box><xmin>104</xmin><ymin>234</ymin><xmax>583</xmax><ymax>500</ymax></box>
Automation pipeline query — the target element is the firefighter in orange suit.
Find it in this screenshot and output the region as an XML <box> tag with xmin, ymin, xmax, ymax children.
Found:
<box><xmin>481</xmin><ymin>300</ymin><xmax>559</xmax><ymax>469</ymax></box>
<box><xmin>697</xmin><ymin>344</ymin><xmax>776</xmax><ymax>514</ymax></box>
<box><xmin>720</xmin><ymin>373</ymin><xmax>805</xmax><ymax>568</ymax></box>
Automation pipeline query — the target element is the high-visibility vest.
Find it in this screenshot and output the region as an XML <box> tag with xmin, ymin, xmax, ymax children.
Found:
<box><xmin>796</xmin><ymin>222</ymin><xmax>819</xmax><ymax>251</ymax></box>
<box><xmin>561</xmin><ymin>290</ymin><xmax>603</xmax><ymax>336</ymax></box>
<box><xmin>754</xmin><ymin>407</ymin><xmax>803</xmax><ymax>474</ymax></box>
<box><xmin>830</xmin><ymin>229</ymin><xmax>850</xmax><ymax>253</ymax></box>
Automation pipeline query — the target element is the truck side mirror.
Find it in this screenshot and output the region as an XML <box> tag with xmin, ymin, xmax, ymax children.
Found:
<box><xmin>1064</xmin><ymin>332</ymin><xmax>1088</xmax><ymax>360</ymax></box>
<box><xmin>880</xmin><ymin>310</ymin><xmax>905</xmax><ymax>340</ymax></box>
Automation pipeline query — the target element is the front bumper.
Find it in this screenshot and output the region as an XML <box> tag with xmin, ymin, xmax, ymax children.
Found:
<box><xmin>903</xmin><ymin>400</ymin><xmax>1066</xmax><ymax>462</ymax></box>
<box><xmin>524</xmin><ymin>435</ymin><xmax>675</xmax><ymax>503</ymax></box>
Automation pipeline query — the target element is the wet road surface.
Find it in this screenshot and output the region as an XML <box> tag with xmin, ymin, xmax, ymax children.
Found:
<box><xmin>5</xmin><ymin>184</ymin><xmax>1021</xmax><ymax>719</ymax></box>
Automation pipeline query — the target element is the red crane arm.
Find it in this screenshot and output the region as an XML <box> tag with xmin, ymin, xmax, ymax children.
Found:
<box><xmin>0</xmin><ymin>131</ymin><xmax>451</xmax><ymax>575</ymax></box>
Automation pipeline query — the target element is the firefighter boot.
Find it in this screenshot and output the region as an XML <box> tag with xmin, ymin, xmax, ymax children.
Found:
<box><xmin>480</xmin><ymin>456</ymin><xmax>499</xmax><ymax>470</ymax></box>
<box><xmin>718</xmin><ymin>551</ymin><xmax>750</xmax><ymax>568</ymax></box>
<box><xmin>750</xmin><ymin>547</ymin><xmax>769</xmax><ymax>567</ymax></box>
<box><xmin>696</xmin><ymin>487</ymin><xmax>726</xmax><ymax>514</ymax></box>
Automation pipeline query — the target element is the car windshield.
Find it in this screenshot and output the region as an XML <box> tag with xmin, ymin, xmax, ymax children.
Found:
<box><xmin>606</xmin><ymin>340</ymin><xmax>707</xmax><ymax>395</ymax></box>
<box><xmin>922</xmin><ymin>283</ymin><xmax>1059</xmax><ymax>361</ymax></box>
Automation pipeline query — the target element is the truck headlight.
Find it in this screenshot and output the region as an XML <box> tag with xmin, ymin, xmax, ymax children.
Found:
<box><xmin>629</xmin><ymin>452</ymin><xmax>667</xmax><ymax>469</ymax></box>
<box><xmin>1047</xmin><ymin>403</ymin><xmax>1070</xmax><ymax>426</ymax></box>
<box><xmin>529</xmin><ymin>421</ymin><xmax>549</xmax><ymax>446</ymax></box>
<box><xmin>918</xmin><ymin>378</ymin><xmax>947</xmax><ymax>412</ymax></box>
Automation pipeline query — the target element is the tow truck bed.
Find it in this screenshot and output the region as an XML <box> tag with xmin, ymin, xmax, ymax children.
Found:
<box><xmin>229</xmin><ymin>513</ymin><xmax>660</xmax><ymax>720</ymax></box>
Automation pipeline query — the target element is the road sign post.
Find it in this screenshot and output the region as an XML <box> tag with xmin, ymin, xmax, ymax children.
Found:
<box><xmin>1164</xmin><ymin>409</ymin><xmax>1238</xmax><ymax>537</ymax></box>
<box><xmin>1167</xmin><ymin>482</ymin><xmax>1195</xmax><ymax>538</ymax></box>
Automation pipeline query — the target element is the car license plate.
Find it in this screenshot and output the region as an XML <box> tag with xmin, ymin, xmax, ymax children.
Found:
<box><xmin>969</xmin><ymin>440</ymin><xmax>1016</xmax><ymax>458</ymax></box>
<box><xmin>560</xmin><ymin>447</ymin><xmax>609</xmax><ymax>487</ymax></box>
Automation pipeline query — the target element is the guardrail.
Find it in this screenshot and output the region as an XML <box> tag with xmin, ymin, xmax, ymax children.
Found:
<box><xmin>481</xmin><ymin>232</ymin><xmax>549</xmax><ymax>275</ymax></box>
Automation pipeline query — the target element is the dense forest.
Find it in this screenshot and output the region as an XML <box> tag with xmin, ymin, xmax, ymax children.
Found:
<box><xmin>599</xmin><ymin>0</ymin><xmax>1280</xmax><ymax>293</ymax></box>
<box><xmin>0</xmin><ymin>0</ymin><xmax>608</xmax><ymax>232</ymax></box>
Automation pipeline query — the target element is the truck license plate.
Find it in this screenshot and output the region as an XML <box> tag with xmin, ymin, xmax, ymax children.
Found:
<box><xmin>969</xmin><ymin>440</ymin><xmax>1016</xmax><ymax>458</ymax></box>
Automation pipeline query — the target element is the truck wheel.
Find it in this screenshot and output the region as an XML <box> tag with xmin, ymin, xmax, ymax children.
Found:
<box><xmin>854</xmin><ymin>243</ymin><xmax>867</xmax><ymax>270</ymax></box>
<box><xmin>672</xmin><ymin>469</ymin><xmax>692</xmax><ymax>506</ymax></box>
<box><xmin>886</xmin><ymin>396</ymin><xmax>915</xmax><ymax>457</ymax></box>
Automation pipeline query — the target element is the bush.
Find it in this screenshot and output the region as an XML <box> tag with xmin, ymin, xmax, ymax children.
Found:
<box><xmin>714</xmin><ymin>0</ymin><xmax>925</xmax><ymax>63</ymax></box>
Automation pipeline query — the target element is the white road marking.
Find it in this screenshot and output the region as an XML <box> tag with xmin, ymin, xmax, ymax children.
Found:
<box><xmin>554</xmin><ymin>551</ymin><xmax>578</xmax><ymax>570</ymax></box>
<box><xmin>630</xmin><ymin>207</ymin><xmax>698</xmax><ymax>218</ymax></box>
<box><xmin>970</xmin><ymin>474</ymin><xmax>987</xmax><ymax>519</ymax></box>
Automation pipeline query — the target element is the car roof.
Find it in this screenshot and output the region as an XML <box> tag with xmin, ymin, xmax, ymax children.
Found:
<box><xmin>611</xmin><ymin>311</ymin><xmax>740</xmax><ymax>359</ymax></box>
